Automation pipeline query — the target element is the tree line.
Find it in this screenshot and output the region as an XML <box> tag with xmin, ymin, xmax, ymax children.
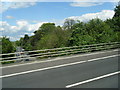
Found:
<box><xmin>1</xmin><ymin>3</ymin><xmax>120</xmax><ymax>53</ymax></box>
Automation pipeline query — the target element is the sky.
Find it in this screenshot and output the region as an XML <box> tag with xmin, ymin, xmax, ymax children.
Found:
<box><xmin>0</xmin><ymin>0</ymin><xmax>120</xmax><ymax>41</ymax></box>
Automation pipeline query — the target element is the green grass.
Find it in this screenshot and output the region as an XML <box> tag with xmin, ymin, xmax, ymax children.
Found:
<box><xmin>1</xmin><ymin>60</ymin><xmax>15</xmax><ymax>64</ymax></box>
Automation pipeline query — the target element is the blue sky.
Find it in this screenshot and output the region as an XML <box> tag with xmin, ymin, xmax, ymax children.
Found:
<box><xmin>0</xmin><ymin>1</ymin><xmax>119</xmax><ymax>41</ymax></box>
<box><xmin>2</xmin><ymin>2</ymin><xmax>115</xmax><ymax>24</ymax></box>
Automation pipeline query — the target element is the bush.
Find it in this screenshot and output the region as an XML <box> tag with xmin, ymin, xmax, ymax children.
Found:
<box><xmin>1</xmin><ymin>61</ymin><xmax>15</xmax><ymax>64</ymax></box>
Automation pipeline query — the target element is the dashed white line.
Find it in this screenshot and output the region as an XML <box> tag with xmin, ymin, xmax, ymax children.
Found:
<box><xmin>0</xmin><ymin>54</ymin><xmax>119</xmax><ymax>78</ymax></box>
<box><xmin>66</xmin><ymin>71</ymin><xmax>120</xmax><ymax>88</ymax></box>
<box><xmin>1</xmin><ymin>49</ymin><xmax>119</xmax><ymax>69</ymax></box>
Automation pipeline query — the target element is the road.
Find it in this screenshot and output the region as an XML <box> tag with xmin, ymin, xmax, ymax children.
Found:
<box><xmin>1</xmin><ymin>49</ymin><xmax>119</xmax><ymax>88</ymax></box>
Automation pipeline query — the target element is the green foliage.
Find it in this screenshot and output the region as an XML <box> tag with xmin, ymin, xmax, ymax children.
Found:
<box><xmin>36</xmin><ymin>25</ymin><xmax>69</xmax><ymax>49</ymax></box>
<box><xmin>17</xmin><ymin>14</ymin><xmax>119</xmax><ymax>51</ymax></box>
<box><xmin>63</xmin><ymin>19</ymin><xmax>76</xmax><ymax>30</ymax></box>
<box><xmin>68</xmin><ymin>17</ymin><xmax>120</xmax><ymax>46</ymax></box>
<box><xmin>1</xmin><ymin>37</ymin><xmax>15</xmax><ymax>53</ymax></box>
<box><xmin>3</xmin><ymin>2</ymin><xmax>119</xmax><ymax>54</ymax></box>
<box><xmin>39</xmin><ymin>23</ymin><xmax>56</xmax><ymax>33</ymax></box>
<box><xmin>111</xmin><ymin>3</ymin><xmax>120</xmax><ymax>33</ymax></box>
<box><xmin>114</xmin><ymin>4</ymin><xmax>120</xmax><ymax>17</ymax></box>
<box><xmin>0</xmin><ymin>38</ymin><xmax>2</xmax><ymax>54</ymax></box>
<box><xmin>1</xmin><ymin>61</ymin><xmax>15</xmax><ymax>64</ymax></box>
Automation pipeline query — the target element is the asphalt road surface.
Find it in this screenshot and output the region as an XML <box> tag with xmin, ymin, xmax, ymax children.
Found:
<box><xmin>1</xmin><ymin>49</ymin><xmax>119</xmax><ymax>88</ymax></box>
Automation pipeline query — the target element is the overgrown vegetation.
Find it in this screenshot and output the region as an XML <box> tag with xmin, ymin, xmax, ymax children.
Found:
<box><xmin>1</xmin><ymin>37</ymin><xmax>15</xmax><ymax>54</ymax></box>
<box><xmin>1</xmin><ymin>3</ymin><xmax>120</xmax><ymax>53</ymax></box>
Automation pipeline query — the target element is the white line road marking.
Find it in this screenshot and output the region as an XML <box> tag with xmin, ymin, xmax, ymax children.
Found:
<box><xmin>66</xmin><ymin>71</ymin><xmax>120</xmax><ymax>88</ymax></box>
<box><xmin>0</xmin><ymin>54</ymin><xmax>119</xmax><ymax>78</ymax></box>
<box><xmin>1</xmin><ymin>49</ymin><xmax>119</xmax><ymax>69</ymax></box>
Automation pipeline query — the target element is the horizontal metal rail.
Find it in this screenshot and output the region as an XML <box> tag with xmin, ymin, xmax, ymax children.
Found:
<box><xmin>0</xmin><ymin>42</ymin><xmax>119</xmax><ymax>63</ymax></box>
<box><xmin>0</xmin><ymin>43</ymin><xmax>119</xmax><ymax>61</ymax></box>
<box><xmin>0</xmin><ymin>42</ymin><xmax>119</xmax><ymax>56</ymax></box>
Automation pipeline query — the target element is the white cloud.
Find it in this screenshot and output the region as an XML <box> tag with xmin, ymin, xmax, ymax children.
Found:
<box><xmin>67</xmin><ymin>10</ymin><xmax>115</xmax><ymax>22</ymax></box>
<box><xmin>118</xmin><ymin>1</ymin><xmax>120</xmax><ymax>5</ymax></box>
<box><xmin>16</xmin><ymin>20</ymin><xmax>46</xmax><ymax>32</ymax></box>
<box><xmin>50</xmin><ymin>19</ymin><xmax>64</xmax><ymax>26</ymax></box>
<box><xmin>70</xmin><ymin>0</ymin><xmax>103</xmax><ymax>7</ymax></box>
<box><xmin>6</xmin><ymin>15</ymin><xmax>14</xmax><ymax>19</ymax></box>
<box><xmin>0</xmin><ymin>20</ymin><xmax>46</xmax><ymax>41</ymax></box>
<box><xmin>1</xmin><ymin>0</ymin><xmax>120</xmax><ymax>2</ymax></box>
<box><xmin>0</xmin><ymin>9</ymin><xmax>115</xmax><ymax>41</ymax></box>
<box><xmin>10</xmin><ymin>2</ymin><xmax>36</xmax><ymax>9</ymax></box>
<box><xmin>1</xmin><ymin>0</ymin><xmax>39</xmax><ymax>2</ymax></box>
<box><xmin>70</xmin><ymin>2</ymin><xmax>103</xmax><ymax>7</ymax></box>
<box><xmin>1</xmin><ymin>20</ymin><xmax>46</xmax><ymax>32</ymax></box>
<box><xmin>18</xmin><ymin>35</ymin><xmax>24</xmax><ymax>37</ymax></box>
<box><xmin>24</xmin><ymin>32</ymin><xmax>35</xmax><ymax>36</ymax></box>
<box><xmin>0</xmin><ymin>19</ymin><xmax>63</xmax><ymax>41</ymax></box>
<box><xmin>1</xmin><ymin>0</ymin><xmax>119</xmax><ymax>13</ymax></box>
<box><xmin>0</xmin><ymin>2</ymin><xmax>37</xmax><ymax>13</ymax></box>
<box><xmin>70</xmin><ymin>0</ymin><xmax>119</xmax><ymax>7</ymax></box>
<box><xmin>0</xmin><ymin>21</ymin><xmax>19</xmax><ymax>32</ymax></box>
<box><xmin>0</xmin><ymin>28</ymin><xmax>5</xmax><ymax>31</ymax></box>
<box><xmin>8</xmin><ymin>36</ymin><xmax>20</xmax><ymax>41</ymax></box>
<box><xmin>0</xmin><ymin>2</ymin><xmax>9</xmax><ymax>13</ymax></box>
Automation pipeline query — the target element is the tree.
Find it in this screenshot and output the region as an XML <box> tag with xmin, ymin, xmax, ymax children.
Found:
<box><xmin>105</xmin><ymin>2</ymin><xmax>120</xmax><ymax>42</ymax></box>
<box><xmin>36</xmin><ymin>33</ymin><xmax>58</xmax><ymax>49</ymax></box>
<box><xmin>14</xmin><ymin>3</ymin><xmax>119</xmax><ymax>51</ymax></box>
<box><xmin>0</xmin><ymin>38</ymin><xmax>2</xmax><ymax>54</ymax></box>
<box><xmin>52</xmin><ymin>26</ymin><xmax>70</xmax><ymax>47</ymax></box>
<box><xmin>29</xmin><ymin>23</ymin><xmax>56</xmax><ymax>48</ymax></box>
<box><xmin>1</xmin><ymin>37</ymin><xmax>15</xmax><ymax>53</ymax></box>
<box><xmin>68</xmin><ymin>22</ymin><xmax>87</xmax><ymax>46</ymax></box>
<box><xmin>86</xmin><ymin>19</ymin><xmax>114</xmax><ymax>43</ymax></box>
<box><xmin>36</xmin><ymin>25</ymin><xmax>69</xmax><ymax>49</ymax></box>
<box><xmin>63</xmin><ymin>19</ymin><xmax>75</xmax><ymax>30</ymax></box>
<box><xmin>68</xmin><ymin>18</ymin><xmax>115</xmax><ymax>46</ymax></box>
<box><xmin>22</xmin><ymin>34</ymin><xmax>29</xmax><ymax>46</ymax></box>
<box><xmin>112</xmin><ymin>2</ymin><xmax>120</xmax><ymax>32</ymax></box>
<box><xmin>114</xmin><ymin>2</ymin><xmax>120</xmax><ymax>18</ymax></box>
<box><xmin>39</xmin><ymin>23</ymin><xmax>56</xmax><ymax>33</ymax></box>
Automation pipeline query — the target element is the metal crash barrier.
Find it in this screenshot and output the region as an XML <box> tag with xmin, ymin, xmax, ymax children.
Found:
<box><xmin>0</xmin><ymin>42</ymin><xmax>119</xmax><ymax>64</ymax></box>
